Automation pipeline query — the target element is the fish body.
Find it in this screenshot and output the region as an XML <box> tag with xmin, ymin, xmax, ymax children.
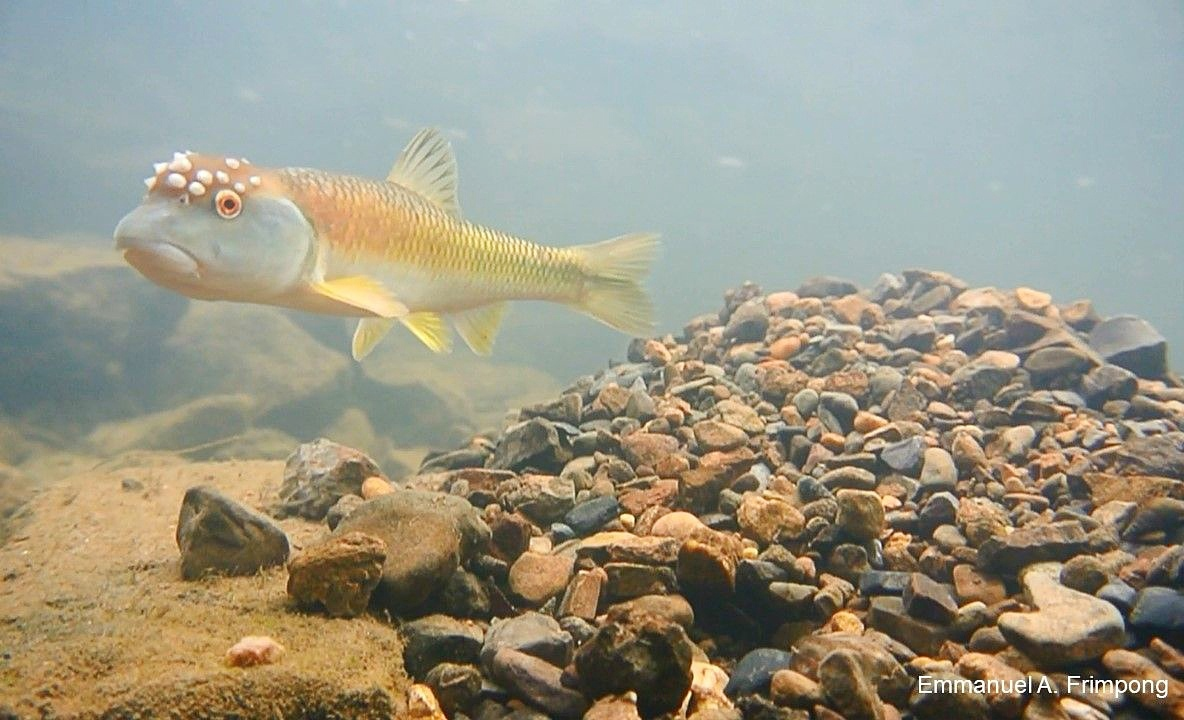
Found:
<box><xmin>114</xmin><ymin>129</ymin><xmax>659</xmax><ymax>359</ymax></box>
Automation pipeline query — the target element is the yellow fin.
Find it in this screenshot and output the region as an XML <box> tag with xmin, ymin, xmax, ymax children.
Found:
<box><xmin>388</xmin><ymin>128</ymin><xmax>461</xmax><ymax>218</ymax></box>
<box><xmin>453</xmin><ymin>302</ymin><xmax>507</xmax><ymax>356</ymax></box>
<box><xmin>351</xmin><ymin>318</ymin><xmax>396</xmax><ymax>361</ymax></box>
<box><xmin>401</xmin><ymin>311</ymin><xmax>453</xmax><ymax>353</ymax></box>
<box><xmin>311</xmin><ymin>276</ymin><xmax>407</xmax><ymax>318</ymax></box>
<box><xmin>573</xmin><ymin>233</ymin><xmax>660</xmax><ymax>335</ymax></box>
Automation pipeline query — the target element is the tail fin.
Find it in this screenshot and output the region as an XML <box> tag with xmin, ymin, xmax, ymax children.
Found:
<box><xmin>573</xmin><ymin>232</ymin><xmax>660</xmax><ymax>336</ymax></box>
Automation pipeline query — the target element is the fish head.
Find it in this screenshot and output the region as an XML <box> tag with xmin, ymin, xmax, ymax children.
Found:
<box><xmin>114</xmin><ymin>152</ymin><xmax>313</xmax><ymax>302</ymax></box>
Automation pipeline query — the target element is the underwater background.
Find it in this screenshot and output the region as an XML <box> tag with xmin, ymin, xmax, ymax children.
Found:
<box><xmin>0</xmin><ymin>2</ymin><xmax>1180</xmax><ymax>467</ymax></box>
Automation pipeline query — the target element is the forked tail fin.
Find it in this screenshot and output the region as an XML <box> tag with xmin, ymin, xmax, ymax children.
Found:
<box><xmin>572</xmin><ymin>232</ymin><xmax>660</xmax><ymax>336</ymax></box>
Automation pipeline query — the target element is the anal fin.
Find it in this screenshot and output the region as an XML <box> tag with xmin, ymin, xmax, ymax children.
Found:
<box><xmin>352</xmin><ymin>318</ymin><xmax>396</xmax><ymax>361</ymax></box>
<box><xmin>452</xmin><ymin>303</ymin><xmax>507</xmax><ymax>356</ymax></box>
<box><xmin>402</xmin><ymin>311</ymin><xmax>453</xmax><ymax>353</ymax></box>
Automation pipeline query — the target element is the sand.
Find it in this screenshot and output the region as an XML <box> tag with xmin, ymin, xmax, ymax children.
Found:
<box><xmin>0</xmin><ymin>455</ymin><xmax>411</xmax><ymax>719</ymax></box>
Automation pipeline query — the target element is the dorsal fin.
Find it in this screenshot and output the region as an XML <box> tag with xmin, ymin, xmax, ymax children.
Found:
<box><xmin>387</xmin><ymin>128</ymin><xmax>461</xmax><ymax>218</ymax></box>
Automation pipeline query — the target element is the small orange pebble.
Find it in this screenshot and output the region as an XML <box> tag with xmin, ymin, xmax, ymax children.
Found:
<box><xmin>819</xmin><ymin>432</ymin><xmax>846</xmax><ymax>452</ymax></box>
<box><xmin>768</xmin><ymin>335</ymin><xmax>802</xmax><ymax>360</ymax></box>
<box><xmin>361</xmin><ymin>476</ymin><xmax>394</xmax><ymax>499</ymax></box>
<box><xmin>226</xmin><ymin>635</ymin><xmax>284</xmax><ymax>667</ymax></box>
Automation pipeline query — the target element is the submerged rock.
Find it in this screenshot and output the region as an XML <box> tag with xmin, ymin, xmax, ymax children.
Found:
<box><xmin>274</xmin><ymin>438</ymin><xmax>385</xmax><ymax>520</ymax></box>
<box><xmin>286</xmin><ymin>531</ymin><xmax>386</xmax><ymax>617</ymax></box>
<box><xmin>997</xmin><ymin>563</ymin><xmax>1125</xmax><ymax>668</ymax></box>
<box><xmin>176</xmin><ymin>485</ymin><xmax>289</xmax><ymax>580</ymax></box>
<box><xmin>334</xmin><ymin>490</ymin><xmax>489</xmax><ymax>614</ymax></box>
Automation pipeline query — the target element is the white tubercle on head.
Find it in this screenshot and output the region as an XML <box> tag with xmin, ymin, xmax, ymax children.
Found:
<box><xmin>233</xmin><ymin>181</ymin><xmax>246</xmax><ymax>193</ymax></box>
<box><xmin>195</xmin><ymin>169</ymin><xmax>213</xmax><ymax>185</ymax></box>
<box><xmin>188</xmin><ymin>181</ymin><xmax>207</xmax><ymax>196</ymax></box>
<box><xmin>249</xmin><ymin>176</ymin><xmax>262</xmax><ymax>187</ymax></box>
<box><xmin>166</xmin><ymin>173</ymin><xmax>187</xmax><ymax>189</ymax></box>
<box><xmin>225</xmin><ymin>157</ymin><xmax>241</xmax><ymax>170</ymax></box>
<box><xmin>144</xmin><ymin>176</ymin><xmax>157</xmax><ymax>190</ymax></box>
<box><xmin>153</xmin><ymin>162</ymin><xmax>168</xmax><ymax>175</ymax></box>
<box><xmin>215</xmin><ymin>170</ymin><xmax>230</xmax><ymax>184</ymax></box>
<box><xmin>167</xmin><ymin>152</ymin><xmax>193</xmax><ymax>173</ymax></box>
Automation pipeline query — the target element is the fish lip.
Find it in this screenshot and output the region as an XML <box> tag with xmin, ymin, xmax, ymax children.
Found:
<box><xmin>116</xmin><ymin>235</ymin><xmax>204</xmax><ymax>280</ymax></box>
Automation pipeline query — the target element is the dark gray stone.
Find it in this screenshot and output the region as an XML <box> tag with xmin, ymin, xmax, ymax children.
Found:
<box><xmin>880</xmin><ymin>436</ymin><xmax>926</xmax><ymax>475</ymax></box>
<box><xmin>481</xmin><ymin>612</ymin><xmax>574</xmax><ymax>672</ymax></box>
<box><xmin>176</xmin><ymin>485</ymin><xmax>289</xmax><ymax>580</ymax></box>
<box><xmin>818</xmin><ymin>466</ymin><xmax>876</xmax><ymax>491</ymax></box>
<box><xmin>902</xmin><ymin>572</ymin><xmax>958</xmax><ymax>624</ymax></box>
<box><xmin>1130</xmin><ymin>587</ymin><xmax>1184</xmax><ymax>638</ymax></box>
<box><xmin>724</xmin><ymin>648</ymin><xmax>792</xmax><ymax>698</ymax></box>
<box><xmin>1089</xmin><ymin>315</ymin><xmax>1168</xmax><ymax>378</ymax></box>
<box><xmin>859</xmin><ymin>570</ymin><xmax>913</xmax><ymax>596</ymax></box>
<box><xmin>893</xmin><ymin>317</ymin><xmax>937</xmax><ymax>352</ymax></box>
<box><xmin>818</xmin><ymin>392</ymin><xmax>858</xmax><ymax>434</ymax></box>
<box><xmin>573</xmin><ymin>614</ymin><xmax>694</xmax><ymax>717</ymax></box>
<box><xmin>274</xmin><ymin>438</ymin><xmax>383</xmax><ymax>520</ymax></box>
<box><xmin>724</xmin><ymin>300</ymin><xmax>770</xmax><ymax>343</ymax></box>
<box><xmin>401</xmin><ymin>614</ymin><xmax>484</xmax><ymax>679</ymax></box>
<box><xmin>490</xmin><ymin>418</ymin><xmax>572</xmax><ymax>473</ymax></box>
<box><xmin>797</xmin><ymin>276</ymin><xmax>859</xmax><ymax>298</ymax></box>
<box><xmin>490</xmin><ymin>648</ymin><xmax>588</xmax><ymax>719</ymax></box>
<box><xmin>977</xmin><ymin>521</ymin><xmax>1089</xmax><ymax>574</ymax></box>
<box><xmin>1081</xmin><ymin>364</ymin><xmax>1139</xmax><ymax>408</ymax></box>
<box><xmin>562</xmin><ymin>495</ymin><xmax>620</xmax><ymax>536</ymax></box>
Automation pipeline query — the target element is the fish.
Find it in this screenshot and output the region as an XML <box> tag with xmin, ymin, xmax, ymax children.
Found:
<box><xmin>114</xmin><ymin>128</ymin><xmax>659</xmax><ymax>360</ymax></box>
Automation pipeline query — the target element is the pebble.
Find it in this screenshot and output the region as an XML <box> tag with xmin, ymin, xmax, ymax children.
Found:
<box><xmin>283</xmin><ymin>273</ymin><xmax>1184</xmax><ymax>718</ymax></box>
<box><xmin>508</xmin><ymin>551</ymin><xmax>574</xmax><ymax>606</ymax></box>
<box><xmin>919</xmin><ymin>447</ymin><xmax>957</xmax><ymax>491</ymax></box>
<box><xmin>835</xmin><ymin>489</ymin><xmax>885</xmax><ymax>541</ymax></box>
<box><xmin>274</xmin><ymin>437</ymin><xmax>384</xmax><ymax>520</ymax></box>
<box><xmin>997</xmin><ymin>563</ymin><xmax>1125</xmax><ymax>668</ymax></box>
<box><xmin>401</xmin><ymin>614</ymin><xmax>484</xmax><ymax>679</ymax></box>
<box><xmin>480</xmin><ymin>612</ymin><xmax>573</xmax><ymax>671</ymax></box>
<box><xmin>1129</xmin><ymin>586</ymin><xmax>1184</xmax><ymax>638</ymax></box>
<box><xmin>422</xmin><ymin>663</ymin><xmax>482</xmax><ymax>718</ymax></box>
<box><xmin>1088</xmin><ymin>315</ymin><xmax>1168</xmax><ymax>378</ymax></box>
<box><xmin>902</xmin><ymin>572</ymin><xmax>958</xmax><ymax>625</ymax></box>
<box><xmin>335</xmin><ymin>490</ymin><xmax>489</xmax><ymax>613</ymax></box>
<box><xmin>1102</xmin><ymin>649</ymin><xmax>1184</xmax><ymax>718</ymax></box>
<box><xmin>225</xmin><ymin>635</ymin><xmax>284</xmax><ymax>667</ymax></box>
<box><xmin>573</xmin><ymin>613</ymin><xmax>695</xmax><ymax>717</ymax></box>
<box><xmin>562</xmin><ymin>495</ymin><xmax>620</xmax><ymax>535</ymax></box>
<box><xmin>818</xmin><ymin>466</ymin><xmax>877</xmax><ymax>491</ymax></box>
<box><xmin>819</xmin><ymin>649</ymin><xmax>885</xmax><ymax>720</ymax></box>
<box><xmin>286</xmin><ymin>531</ymin><xmax>386</xmax><ymax>617</ymax></box>
<box><xmin>489</xmin><ymin>647</ymin><xmax>588</xmax><ymax>718</ymax></box>
<box><xmin>176</xmin><ymin>485</ymin><xmax>290</xmax><ymax>580</ymax></box>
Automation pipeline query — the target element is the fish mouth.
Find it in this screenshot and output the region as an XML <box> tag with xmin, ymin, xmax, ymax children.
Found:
<box><xmin>116</xmin><ymin>236</ymin><xmax>203</xmax><ymax>282</ymax></box>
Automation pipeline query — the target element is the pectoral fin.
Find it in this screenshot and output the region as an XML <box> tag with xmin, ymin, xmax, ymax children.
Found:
<box><xmin>452</xmin><ymin>302</ymin><xmax>507</xmax><ymax>356</ymax></box>
<box><xmin>402</xmin><ymin>311</ymin><xmax>453</xmax><ymax>353</ymax></box>
<box><xmin>352</xmin><ymin>318</ymin><xmax>396</xmax><ymax>361</ymax></box>
<box><xmin>310</xmin><ymin>276</ymin><xmax>407</xmax><ymax>318</ymax></box>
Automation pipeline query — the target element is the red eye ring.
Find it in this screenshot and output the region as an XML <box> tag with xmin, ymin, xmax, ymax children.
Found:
<box><xmin>214</xmin><ymin>189</ymin><xmax>242</xmax><ymax>219</ymax></box>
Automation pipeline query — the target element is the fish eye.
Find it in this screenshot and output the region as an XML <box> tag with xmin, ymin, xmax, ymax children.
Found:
<box><xmin>214</xmin><ymin>189</ymin><xmax>242</xmax><ymax>219</ymax></box>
